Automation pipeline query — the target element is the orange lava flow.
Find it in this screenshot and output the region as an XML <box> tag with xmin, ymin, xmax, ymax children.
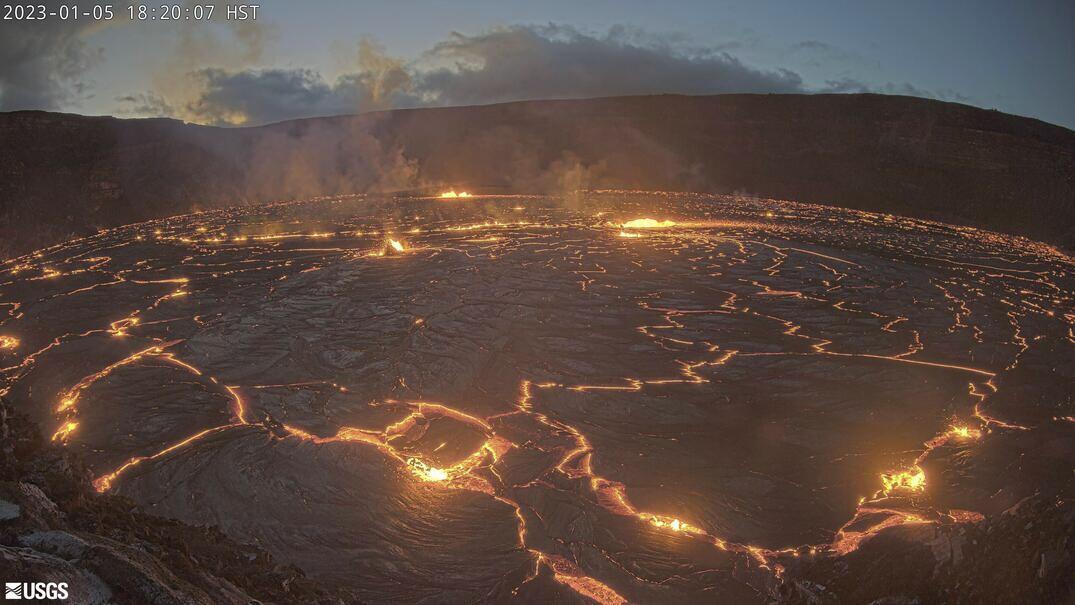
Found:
<box><xmin>830</xmin><ymin>414</ymin><xmax>991</xmax><ymax>553</ymax></box>
<box><xmin>56</xmin><ymin>344</ymin><xmax>169</xmax><ymax>414</ymax></box>
<box><xmin>439</xmin><ymin>190</ymin><xmax>472</xmax><ymax>199</ymax></box>
<box><xmin>880</xmin><ymin>466</ymin><xmax>927</xmax><ymax>495</ymax></box>
<box><xmin>273</xmin><ymin>402</ymin><xmax>503</xmax><ymax>495</ymax></box>
<box><xmin>51</xmin><ymin>420</ymin><xmax>78</xmax><ymax>442</ymax></box>
<box><xmin>621</xmin><ymin>218</ymin><xmax>676</xmax><ymax>229</ymax></box>
<box><xmin>93</xmin><ymin>425</ymin><xmax>233</xmax><ymax>492</ymax></box>
<box><xmin>831</xmin><ymin>507</ymin><xmax>930</xmax><ymax>555</ymax></box>
<box><xmin>18</xmin><ymin>203</ymin><xmax>1054</xmax><ymax>602</ymax></box>
<box><xmin>226</xmin><ymin>377</ymin><xmax>738</xmax><ymax>603</ymax></box>
<box><xmin>542</xmin><ymin>554</ymin><xmax>629</xmax><ymax>605</ymax></box>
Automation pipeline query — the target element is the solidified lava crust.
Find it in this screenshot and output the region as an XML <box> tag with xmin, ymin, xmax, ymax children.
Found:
<box><xmin>1</xmin><ymin>192</ymin><xmax>1073</xmax><ymax>603</ymax></box>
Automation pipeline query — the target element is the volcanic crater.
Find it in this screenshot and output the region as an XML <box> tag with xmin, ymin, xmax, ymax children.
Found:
<box><xmin>1</xmin><ymin>191</ymin><xmax>1072</xmax><ymax>603</ymax></box>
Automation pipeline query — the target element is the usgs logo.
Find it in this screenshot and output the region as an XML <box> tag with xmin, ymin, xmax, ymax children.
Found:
<box><xmin>4</xmin><ymin>582</ymin><xmax>68</xmax><ymax>600</ymax></box>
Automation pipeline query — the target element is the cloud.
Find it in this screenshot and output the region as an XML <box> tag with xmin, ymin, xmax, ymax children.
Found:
<box><xmin>182</xmin><ymin>65</ymin><xmax>419</xmax><ymax>126</ymax></box>
<box><xmin>126</xmin><ymin>23</ymin><xmax>966</xmax><ymax>127</ymax></box>
<box><xmin>174</xmin><ymin>36</ymin><xmax>416</xmax><ymax>126</ymax></box>
<box><xmin>0</xmin><ymin>4</ymin><xmax>103</xmax><ymax>110</ymax></box>
<box><xmin>171</xmin><ymin>24</ymin><xmax>805</xmax><ymax>126</ymax></box>
<box><xmin>115</xmin><ymin>92</ymin><xmax>175</xmax><ymax>118</ymax></box>
<box><xmin>185</xmin><ymin>68</ymin><xmax>346</xmax><ymax>125</ymax></box>
<box><xmin>411</xmin><ymin>24</ymin><xmax>803</xmax><ymax>106</ymax></box>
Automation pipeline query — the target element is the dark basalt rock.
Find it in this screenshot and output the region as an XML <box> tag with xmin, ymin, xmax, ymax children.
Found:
<box><xmin>779</xmin><ymin>496</ymin><xmax>1075</xmax><ymax>604</ymax></box>
<box><xmin>0</xmin><ymin>395</ymin><xmax>359</xmax><ymax>604</ymax></box>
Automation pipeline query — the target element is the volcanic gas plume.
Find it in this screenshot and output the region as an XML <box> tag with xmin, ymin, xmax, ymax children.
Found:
<box><xmin>1</xmin><ymin>192</ymin><xmax>1072</xmax><ymax>603</ymax></box>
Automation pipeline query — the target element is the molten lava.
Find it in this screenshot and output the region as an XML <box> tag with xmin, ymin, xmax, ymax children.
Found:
<box><xmin>378</xmin><ymin>238</ymin><xmax>407</xmax><ymax>255</ymax></box>
<box><xmin>946</xmin><ymin>424</ymin><xmax>983</xmax><ymax>440</ymax></box>
<box><xmin>621</xmin><ymin>218</ymin><xmax>676</xmax><ymax>229</ymax></box>
<box><xmin>51</xmin><ymin>421</ymin><xmax>78</xmax><ymax>442</ymax></box>
<box><xmin>880</xmin><ymin>466</ymin><xmax>926</xmax><ymax>495</ymax></box>
<box><xmin>640</xmin><ymin>513</ymin><xmax>697</xmax><ymax>533</ymax></box>
<box><xmin>407</xmin><ymin>458</ymin><xmax>450</xmax><ymax>482</ymax></box>
<box><xmin>440</xmin><ymin>190</ymin><xmax>472</xmax><ymax>199</ymax></box>
<box><xmin>4</xmin><ymin>192</ymin><xmax>1070</xmax><ymax>603</ymax></box>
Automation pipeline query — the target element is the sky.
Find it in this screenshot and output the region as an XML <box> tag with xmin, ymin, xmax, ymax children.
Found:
<box><xmin>2</xmin><ymin>0</ymin><xmax>1073</xmax><ymax>128</ymax></box>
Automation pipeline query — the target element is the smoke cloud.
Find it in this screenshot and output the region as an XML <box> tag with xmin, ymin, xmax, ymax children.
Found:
<box><xmin>413</xmin><ymin>24</ymin><xmax>803</xmax><ymax>106</ymax></box>
<box><xmin>168</xmin><ymin>24</ymin><xmax>807</xmax><ymax>126</ymax></box>
<box><xmin>182</xmin><ymin>38</ymin><xmax>419</xmax><ymax>125</ymax></box>
<box><xmin>0</xmin><ymin>2</ymin><xmax>104</xmax><ymax>111</ymax></box>
<box><xmin>115</xmin><ymin>23</ymin><xmax>973</xmax><ymax>127</ymax></box>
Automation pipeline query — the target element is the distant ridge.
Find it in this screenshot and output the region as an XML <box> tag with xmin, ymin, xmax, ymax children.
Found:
<box><xmin>1</xmin><ymin>93</ymin><xmax>1073</xmax><ymax>257</ymax></box>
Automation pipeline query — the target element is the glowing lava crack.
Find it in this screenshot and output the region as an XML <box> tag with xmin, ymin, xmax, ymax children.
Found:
<box><xmin>1</xmin><ymin>191</ymin><xmax>1072</xmax><ymax>604</ymax></box>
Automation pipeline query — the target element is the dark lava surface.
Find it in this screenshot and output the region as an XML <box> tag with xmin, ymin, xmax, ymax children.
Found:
<box><xmin>1</xmin><ymin>192</ymin><xmax>1073</xmax><ymax>603</ymax></box>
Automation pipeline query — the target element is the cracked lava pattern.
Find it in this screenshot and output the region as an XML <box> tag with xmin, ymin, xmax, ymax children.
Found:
<box><xmin>1</xmin><ymin>192</ymin><xmax>1073</xmax><ymax>603</ymax></box>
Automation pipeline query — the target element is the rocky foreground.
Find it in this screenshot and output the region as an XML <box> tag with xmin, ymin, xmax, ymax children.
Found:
<box><xmin>0</xmin><ymin>394</ymin><xmax>357</xmax><ymax>604</ymax></box>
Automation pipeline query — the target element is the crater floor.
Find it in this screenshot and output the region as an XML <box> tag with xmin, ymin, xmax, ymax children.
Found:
<box><xmin>2</xmin><ymin>192</ymin><xmax>1072</xmax><ymax>603</ymax></box>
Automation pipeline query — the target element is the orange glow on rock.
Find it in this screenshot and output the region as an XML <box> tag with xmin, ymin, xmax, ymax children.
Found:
<box><xmin>51</xmin><ymin>421</ymin><xmax>78</xmax><ymax>442</ymax></box>
<box><xmin>880</xmin><ymin>465</ymin><xmax>926</xmax><ymax>495</ymax></box>
<box><xmin>622</xmin><ymin>218</ymin><xmax>676</xmax><ymax>229</ymax></box>
<box><xmin>407</xmin><ymin>458</ymin><xmax>450</xmax><ymax>482</ymax></box>
<box><xmin>439</xmin><ymin>190</ymin><xmax>472</xmax><ymax>199</ymax></box>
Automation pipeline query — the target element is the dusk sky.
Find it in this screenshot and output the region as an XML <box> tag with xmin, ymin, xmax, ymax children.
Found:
<box><xmin>3</xmin><ymin>0</ymin><xmax>1073</xmax><ymax>127</ymax></box>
